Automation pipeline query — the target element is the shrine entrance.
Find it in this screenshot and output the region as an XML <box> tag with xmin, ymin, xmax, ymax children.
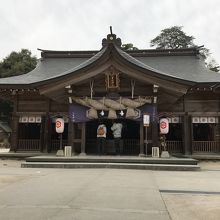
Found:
<box><xmin>85</xmin><ymin>119</ymin><xmax>140</xmax><ymax>155</ymax></box>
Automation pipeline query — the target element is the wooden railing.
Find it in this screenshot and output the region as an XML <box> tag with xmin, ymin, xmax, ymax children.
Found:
<box><xmin>192</xmin><ymin>141</ymin><xmax>220</xmax><ymax>153</ymax></box>
<box><xmin>16</xmin><ymin>139</ymin><xmax>220</xmax><ymax>154</ymax></box>
<box><xmin>166</xmin><ymin>141</ymin><xmax>183</xmax><ymax>153</ymax></box>
<box><xmin>50</xmin><ymin>139</ymin><xmax>68</xmax><ymax>151</ymax></box>
<box><xmin>17</xmin><ymin>139</ymin><xmax>40</xmax><ymax>151</ymax></box>
<box><xmin>123</xmin><ymin>139</ymin><xmax>140</xmax><ymax>155</ymax></box>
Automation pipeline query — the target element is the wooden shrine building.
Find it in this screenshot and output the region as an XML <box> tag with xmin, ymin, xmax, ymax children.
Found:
<box><xmin>0</xmin><ymin>32</ymin><xmax>220</xmax><ymax>156</ymax></box>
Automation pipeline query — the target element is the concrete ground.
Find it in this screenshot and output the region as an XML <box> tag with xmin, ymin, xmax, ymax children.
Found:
<box><xmin>0</xmin><ymin>160</ymin><xmax>220</xmax><ymax>220</ymax></box>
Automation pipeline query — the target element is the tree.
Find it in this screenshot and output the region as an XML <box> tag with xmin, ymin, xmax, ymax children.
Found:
<box><xmin>0</xmin><ymin>49</ymin><xmax>37</xmax><ymax>123</ymax></box>
<box><xmin>150</xmin><ymin>26</ymin><xmax>219</xmax><ymax>72</ymax></box>
<box><xmin>207</xmin><ymin>58</ymin><xmax>220</xmax><ymax>72</ymax></box>
<box><xmin>0</xmin><ymin>49</ymin><xmax>37</xmax><ymax>78</ymax></box>
<box><xmin>122</xmin><ymin>43</ymin><xmax>138</xmax><ymax>51</ymax></box>
<box><xmin>150</xmin><ymin>26</ymin><xmax>195</xmax><ymax>49</ymax></box>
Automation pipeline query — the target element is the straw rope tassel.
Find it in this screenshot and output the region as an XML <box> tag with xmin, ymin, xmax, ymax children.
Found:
<box><xmin>90</xmin><ymin>80</ymin><xmax>94</xmax><ymax>99</ymax></box>
<box><xmin>131</xmin><ymin>80</ymin><xmax>135</xmax><ymax>99</ymax></box>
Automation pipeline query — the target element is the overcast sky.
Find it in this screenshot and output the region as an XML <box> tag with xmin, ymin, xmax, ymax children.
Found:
<box><xmin>0</xmin><ymin>0</ymin><xmax>220</xmax><ymax>63</ymax></box>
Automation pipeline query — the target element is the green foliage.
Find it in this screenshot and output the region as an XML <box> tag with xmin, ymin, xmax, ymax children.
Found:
<box><xmin>122</xmin><ymin>43</ymin><xmax>138</xmax><ymax>51</ymax></box>
<box><xmin>150</xmin><ymin>26</ymin><xmax>195</xmax><ymax>49</ymax></box>
<box><xmin>0</xmin><ymin>49</ymin><xmax>37</xmax><ymax>123</ymax></box>
<box><xmin>198</xmin><ymin>47</ymin><xmax>210</xmax><ymax>60</ymax></box>
<box><xmin>0</xmin><ymin>49</ymin><xmax>37</xmax><ymax>78</ymax></box>
<box><xmin>150</xmin><ymin>26</ymin><xmax>219</xmax><ymax>72</ymax></box>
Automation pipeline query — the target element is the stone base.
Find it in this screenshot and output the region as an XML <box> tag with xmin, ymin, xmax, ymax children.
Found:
<box><xmin>161</xmin><ymin>151</ymin><xmax>170</xmax><ymax>158</ymax></box>
<box><xmin>152</xmin><ymin>147</ymin><xmax>160</xmax><ymax>158</ymax></box>
<box><xmin>64</xmin><ymin>146</ymin><xmax>72</xmax><ymax>157</ymax></box>
<box><xmin>56</xmin><ymin>149</ymin><xmax>64</xmax><ymax>157</ymax></box>
<box><xmin>0</xmin><ymin>148</ymin><xmax>10</xmax><ymax>153</ymax></box>
<box><xmin>139</xmin><ymin>153</ymin><xmax>146</xmax><ymax>157</ymax></box>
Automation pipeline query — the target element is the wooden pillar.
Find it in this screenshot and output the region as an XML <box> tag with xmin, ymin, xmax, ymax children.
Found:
<box><xmin>72</xmin><ymin>123</ymin><xmax>76</xmax><ymax>154</ymax></box>
<box><xmin>43</xmin><ymin>99</ymin><xmax>51</xmax><ymax>153</ymax></box>
<box><xmin>152</xmin><ymin>85</ymin><xmax>159</xmax><ymax>148</ymax></box>
<box><xmin>218</xmin><ymin>115</ymin><xmax>220</xmax><ymax>153</ymax></box>
<box><xmin>80</xmin><ymin>122</ymin><xmax>86</xmax><ymax>156</ymax></box>
<box><xmin>10</xmin><ymin>94</ymin><xmax>18</xmax><ymax>152</ymax></box>
<box><xmin>139</xmin><ymin>121</ymin><xmax>145</xmax><ymax>156</ymax></box>
<box><xmin>183</xmin><ymin>113</ymin><xmax>192</xmax><ymax>155</ymax></box>
<box><xmin>144</xmin><ymin>126</ymin><xmax>148</xmax><ymax>156</ymax></box>
<box><xmin>10</xmin><ymin>114</ymin><xmax>19</xmax><ymax>152</ymax></box>
<box><xmin>43</xmin><ymin>114</ymin><xmax>51</xmax><ymax>153</ymax></box>
<box><xmin>68</xmin><ymin>121</ymin><xmax>75</xmax><ymax>155</ymax></box>
<box><xmin>152</xmin><ymin>104</ymin><xmax>159</xmax><ymax>147</ymax></box>
<box><xmin>68</xmin><ymin>121</ymin><xmax>73</xmax><ymax>145</ymax></box>
<box><xmin>39</xmin><ymin>116</ymin><xmax>45</xmax><ymax>152</ymax></box>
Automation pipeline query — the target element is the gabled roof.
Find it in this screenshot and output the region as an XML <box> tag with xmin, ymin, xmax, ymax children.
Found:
<box><xmin>0</xmin><ymin>33</ymin><xmax>220</xmax><ymax>88</ymax></box>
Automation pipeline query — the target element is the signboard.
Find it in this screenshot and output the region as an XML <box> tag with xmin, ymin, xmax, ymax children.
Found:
<box><xmin>160</xmin><ymin>118</ymin><xmax>169</xmax><ymax>134</ymax></box>
<box><xmin>143</xmin><ymin>114</ymin><xmax>150</xmax><ymax>126</ymax></box>
<box><xmin>55</xmin><ymin>118</ymin><xmax>64</xmax><ymax>133</ymax></box>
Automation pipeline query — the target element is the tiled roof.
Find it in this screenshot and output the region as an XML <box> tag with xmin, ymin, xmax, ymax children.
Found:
<box><xmin>0</xmin><ymin>44</ymin><xmax>220</xmax><ymax>86</ymax></box>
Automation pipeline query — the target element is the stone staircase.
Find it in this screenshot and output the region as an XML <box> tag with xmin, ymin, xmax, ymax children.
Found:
<box><xmin>21</xmin><ymin>155</ymin><xmax>200</xmax><ymax>171</ymax></box>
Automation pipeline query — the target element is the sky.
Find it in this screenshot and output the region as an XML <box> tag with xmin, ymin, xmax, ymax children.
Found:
<box><xmin>0</xmin><ymin>0</ymin><xmax>220</xmax><ymax>63</ymax></box>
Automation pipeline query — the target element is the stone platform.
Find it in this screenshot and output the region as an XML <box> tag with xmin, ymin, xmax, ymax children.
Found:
<box><xmin>21</xmin><ymin>155</ymin><xmax>200</xmax><ymax>171</ymax></box>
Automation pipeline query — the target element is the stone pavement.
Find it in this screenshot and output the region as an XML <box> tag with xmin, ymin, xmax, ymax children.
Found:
<box><xmin>0</xmin><ymin>160</ymin><xmax>220</xmax><ymax>220</ymax></box>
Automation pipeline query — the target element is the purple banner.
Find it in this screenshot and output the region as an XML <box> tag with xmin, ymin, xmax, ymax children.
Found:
<box><xmin>136</xmin><ymin>104</ymin><xmax>155</xmax><ymax>122</ymax></box>
<box><xmin>69</xmin><ymin>104</ymin><xmax>90</xmax><ymax>123</ymax></box>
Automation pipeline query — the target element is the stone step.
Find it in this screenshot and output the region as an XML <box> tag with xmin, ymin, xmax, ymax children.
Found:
<box><xmin>26</xmin><ymin>156</ymin><xmax>198</xmax><ymax>165</ymax></box>
<box><xmin>21</xmin><ymin>162</ymin><xmax>200</xmax><ymax>171</ymax></box>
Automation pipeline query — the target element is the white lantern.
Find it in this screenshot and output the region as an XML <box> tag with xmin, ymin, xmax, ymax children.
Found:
<box><xmin>160</xmin><ymin>118</ymin><xmax>169</xmax><ymax>134</ymax></box>
<box><xmin>143</xmin><ymin>114</ymin><xmax>150</xmax><ymax>126</ymax></box>
<box><xmin>55</xmin><ymin>118</ymin><xmax>64</xmax><ymax>133</ymax></box>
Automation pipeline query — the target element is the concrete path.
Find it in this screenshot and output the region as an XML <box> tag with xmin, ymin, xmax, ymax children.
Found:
<box><xmin>0</xmin><ymin>160</ymin><xmax>220</xmax><ymax>219</ymax></box>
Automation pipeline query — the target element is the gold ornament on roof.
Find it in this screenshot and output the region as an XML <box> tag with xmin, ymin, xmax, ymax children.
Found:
<box><xmin>105</xmin><ymin>66</ymin><xmax>120</xmax><ymax>90</ymax></box>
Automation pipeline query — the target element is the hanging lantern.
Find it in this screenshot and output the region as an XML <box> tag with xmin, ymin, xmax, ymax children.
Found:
<box><xmin>160</xmin><ymin>118</ymin><xmax>169</xmax><ymax>134</ymax></box>
<box><xmin>55</xmin><ymin>118</ymin><xmax>64</xmax><ymax>133</ymax></box>
<box><xmin>143</xmin><ymin>114</ymin><xmax>150</xmax><ymax>127</ymax></box>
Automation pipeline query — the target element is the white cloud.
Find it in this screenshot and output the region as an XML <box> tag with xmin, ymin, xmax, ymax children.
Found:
<box><xmin>0</xmin><ymin>0</ymin><xmax>220</xmax><ymax>64</ymax></box>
